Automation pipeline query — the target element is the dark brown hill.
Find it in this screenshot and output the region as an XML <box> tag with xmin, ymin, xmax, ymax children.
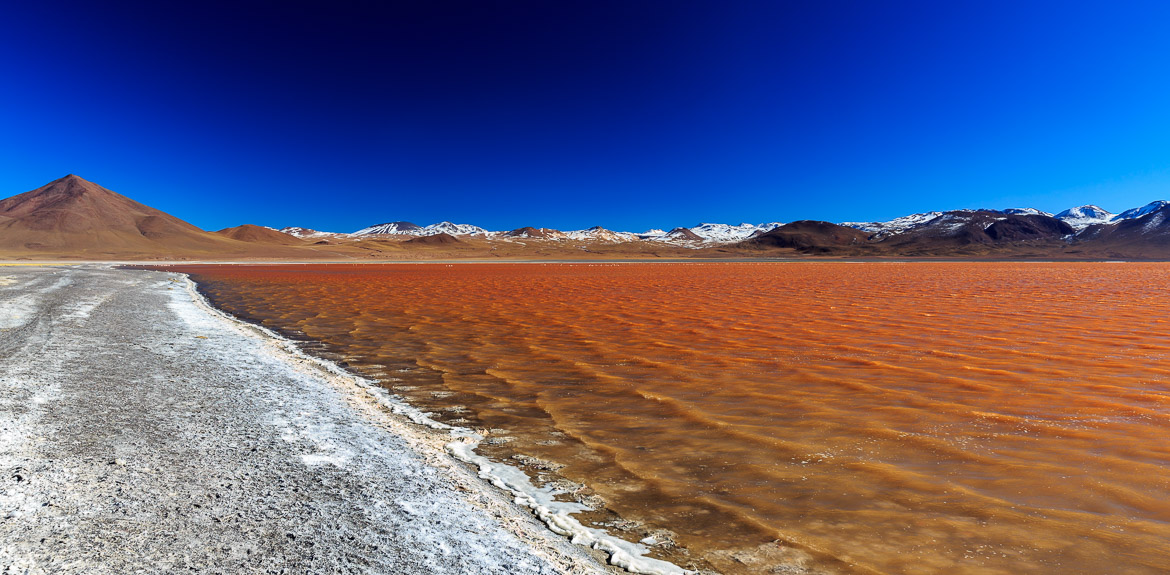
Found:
<box><xmin>875</xmin><ymin>211</ymin><xmax>1074</xmax><ymax>256</ymax></box>
<box><xmin>741</xmin><ymin>221</ymin><xmax>871</xmax><ymax>254</ymax></box>
<box><xmin>735</xmin><ymin>213</ymin><xmax>1082</xmax><ymax>257</ymax></box>
<box><xmin>665</xmin><ymin>227</ymin><xmax>703</xmax><ymax>241</ymax></box>
<box><xmin>875</xmin><ymin>211</ymin><xmax>1001</xmax><ymax>253</ymax></box>
<box><xmin>985</xmin><ymin>215</ymin><xmax>1074</xmax><ymax>240</ymax></box>
<box><xmin>404</xmin><ymin>232</ymin><xmax>462</xmax><ymax>245</ymax></box>
<box><xmin>214</xmin><ymin>224</ymin><xmax>306</xmax><ymax>245</ymax></box>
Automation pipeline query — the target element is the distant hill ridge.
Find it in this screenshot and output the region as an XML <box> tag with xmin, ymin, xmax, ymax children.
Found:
<box><xmin>342</xmin><ymin>204</ymin><xmax>1170</xmax><ymax>246</ymax></box>
<box><xmin>3</xmin><ymin>175</ymin><xmax>1170</xmax><ymax>259</ymax></box>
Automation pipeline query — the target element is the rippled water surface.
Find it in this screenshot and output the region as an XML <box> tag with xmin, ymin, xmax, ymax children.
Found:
<box><xmin>171</xmin><ymin>262</ymin><xmax>1170</xmax><ymax>574</ymax></box>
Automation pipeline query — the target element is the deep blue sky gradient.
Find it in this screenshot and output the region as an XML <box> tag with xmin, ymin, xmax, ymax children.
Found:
<box><xmin>3</xmin><ymin>1</ymin><xmax>1170</xmax><ymax>232</ymax></box>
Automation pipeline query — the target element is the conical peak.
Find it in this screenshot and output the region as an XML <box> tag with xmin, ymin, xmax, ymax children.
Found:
<box><xmin>46</xmin><ymin>174</ymin><xmax>102</xmax><ymax>198</ymax></box>
<box><xmin>0</xmin><ymin>174</ymin><xmax>206</xmax><ymax>241</ymax></box>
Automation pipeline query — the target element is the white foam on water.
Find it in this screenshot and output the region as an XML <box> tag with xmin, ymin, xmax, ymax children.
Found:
<box><xmin>446</xmin><ymin>439</ymin><xmax>692</xmax><ymax>575</ymax></box>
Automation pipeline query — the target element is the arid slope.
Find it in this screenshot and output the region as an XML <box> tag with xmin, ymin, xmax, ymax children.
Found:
<box><xmin>214</xmin><ymin>224</ymin><xmax>307</xmax><ymax>246</ymax></box>
<box><xmin>0</xmin><ymin>176</ymin><xmax>352</xmax><ymax>260</ymax></box>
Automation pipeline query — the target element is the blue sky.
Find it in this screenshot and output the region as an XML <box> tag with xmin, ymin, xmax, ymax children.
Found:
<box><xmin>2</xmin><ymin>1</ymin><xmax>1170</xmax><ymax>232</ymax></box>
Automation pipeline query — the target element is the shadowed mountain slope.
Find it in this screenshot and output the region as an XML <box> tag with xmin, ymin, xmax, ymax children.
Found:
<box><xmin>1071</xmin><ymin>204</ymin><xmax>1170</xmax><ymax>257</ymax></box>
<box><xmin>741</xmin><ymin>221</ymin><xmax>871</xmax><ymax>254</ymax></box>
<box><xmin>867</xmin><ymin>211</ymin><xmax>1075</xmax><ymax>256</ymax></box>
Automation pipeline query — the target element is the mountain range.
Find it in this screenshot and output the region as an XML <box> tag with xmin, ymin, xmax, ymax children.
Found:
<box><xmin>3</xmin><ymin>175</ymin><xmax>1170</xmax><ymax>260</ymax></box>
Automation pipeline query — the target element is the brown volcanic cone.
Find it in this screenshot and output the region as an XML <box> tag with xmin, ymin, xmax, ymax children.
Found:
<box><xmin>405</xmin><ymin>232</ymin><xmax>462</xmax><ymax>245</ymax></box>
<box><xmin>0</xmin><ymin>174</ymin><xmax>259</xmax><ymax>258</ymax></box>
<box><xmin>665</xmin><ymin>227</ymin><xmax>703</xmax><ymax>241</ymax></box>
<box><xmin>214</xmin><ymin>224</ymin><xmax>306</xmax><ymax>245</ymax></box>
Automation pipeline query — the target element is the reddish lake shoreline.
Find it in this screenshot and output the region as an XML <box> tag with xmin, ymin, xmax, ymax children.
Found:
<box><xmin>159</xmin><ymin>262</ymin><xmax>1170</xmax><ymax>575</ymax></box>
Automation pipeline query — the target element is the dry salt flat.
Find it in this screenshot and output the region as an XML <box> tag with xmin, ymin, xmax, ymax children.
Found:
<box><xmin>0</xmin><ymin>265</ymin><xmax>614</xmax><ymax>575</ymax></box>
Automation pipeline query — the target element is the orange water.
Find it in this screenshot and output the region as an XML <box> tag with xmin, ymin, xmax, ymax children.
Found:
<box><xmin>170</xmin><ymin>262</ymin><xmax>1170</xmax><ymax>574</ymax></box>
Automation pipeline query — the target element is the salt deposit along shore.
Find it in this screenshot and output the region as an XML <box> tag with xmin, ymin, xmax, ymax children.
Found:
<box><xmin>0</xmin><ymin>265</ymin><xmax>622</xmax><ymax>574</ymax></box>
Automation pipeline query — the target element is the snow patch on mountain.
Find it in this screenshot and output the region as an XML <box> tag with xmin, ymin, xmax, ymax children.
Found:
<box><xmin>1113</xmin><ymin>201</ymin><xmax>1169</xmax><ymax>222</ymax></box>
<box><xmin>423</xmin><ymin>221</ymin><xmax>488</xmax><ymax>236</ymax></box>
<box><xmin>1054</xmin><ymin>206</ymin><xmax>1114</xmax><ymax>230</ymax></box>
<box><xmin>1002</xmin><ymin>208</ymin><xmax>1053</xmax><ymax>216</ymax></box>
<box><xmin>352</xmin><ymin>221</ymin><xmax>487</xmax><ymax>236</ymax></box>
<box><xmin>337</xmin><ymin>199</ymin><xmax>1170</xmax><ymax>245</ymax></box>
<box><xmin>936</xmin><ymin>212</ymin><xmax>990</xmax><ymax>233</ymax></box>
<box><xmin>352</xmin><ymin>221</ymin><xmax>423</xmax><ymax>236</ymax></box>
<box><xmin>563</xmin><ymin>227</ymin><xmax>637</xmax><ymax>242</ymax></box>
<box><xmin>686</xmin><ymin>222</ymin><xmax>783</xmax><ymax>242</ymax></box>
<box><xmin>1142</xmin><ymin>211</ymin><xmax>1167</xmax><ymax>233</ymax></box>
<box><xmin>499</xmin><ymin>227</ymin><xmax>566</xmax><ymax>240</ymax></box>
<box><xmin>842</xmin><ymin>212</ymin><xmax>943</xmax><ymax>238</ymax></box>
<box><xmin>279</xmin><ymin>227</ymin><xmax>342</xmax><ymax>238</ymax></box>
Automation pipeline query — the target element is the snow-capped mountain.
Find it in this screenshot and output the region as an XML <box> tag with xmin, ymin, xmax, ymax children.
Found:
<box><xmin>279</xmin><ymin>227</ymin><xmax>342</xmax><ymax>238</ymax></box>
<box><xmin>1002</xmin><ymin>208</ymin><xmax>1053</xmax><ymax>216</ymax></box>
<box><xmin>500</xmin><ymin>227</ymin><xmax>566</xmax><ymax>239</ymax></box>
<box><xmin>687</xmin><ymin>222</ymin><xmax>783</xmax><ymax>242</ymax></box>
<box><xmin>1054</xmin><ymin>206</ymin><xmax>1114</xmax><ymax>230</ymax></box>
<box><xmin>1112</xmin><ymin>200</ymin><xmax>1170</xmax><ymax>222</ymax></box>
<box><xmin>1052</xmin><ymin>201</ymin><xmax>1170</xmax><ymax>233</ymax></box>
<box><xmin>422</xmin><ymin>221</ymin><xmax>488</xmax><ymax>236</ymax></box>
<box><xmin>663</xmin><ymin>227</ymin><xmax>704</xmax><ymax>241</ymax></box>
<box><xmin>352</xmin><ymin>221</ymin><xmax>424</xmax><ymax>235</ymax></box>
<box><xmin>352</xmin><ymin>221</ymin><xmax>486</xmax><ymax>236</ymax></box>
<box><xmin>563</xmin><ymin>226</ymin><xmax>637</xmax><ymax>242</ymax></box>
<box><xmin>1076</xmin><ymin>202</ymin><xmax>1170</xmax><ymax>245</ymax></box>
<box><xmin>493</xmin><ymin>222</ymin><xmax>787</xmax><ymax>243</ymax></box>
<box><xmin>843</xmin><ymin>207</ymin><xmax>1078</xmax><ymax>240</ymax></box>
<box><xmin>841</xmin><ymin>211</ymin><xmax>943</xmax><ymax>238</ymax></box>
<box><xmin>337</xmin><ymin>199</ymin><xmax>1170</xmax><ymax>247</ymax></box>
<box><xmin>931</xmin><ymin>211</ymin><xmax>1004</xmax><ymax>234</ymax></box>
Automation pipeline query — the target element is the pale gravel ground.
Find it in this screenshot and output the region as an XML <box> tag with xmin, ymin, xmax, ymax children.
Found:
<box><xmin>0</xmin><ymin>265</ymin><xmax>610</xmax><ymax>575</ymax></box>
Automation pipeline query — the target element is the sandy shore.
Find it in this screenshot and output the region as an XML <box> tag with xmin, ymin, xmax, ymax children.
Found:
<box><xmin>0</xmin><ymin>265</ymin><xmax>614</xmax><ymax>574</ymax></box>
